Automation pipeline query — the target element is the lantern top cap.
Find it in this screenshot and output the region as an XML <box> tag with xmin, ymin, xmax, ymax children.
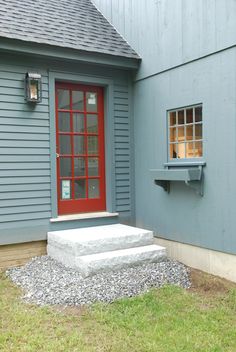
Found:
<box><xmin>26</xmin><ymin>72</ymin><xmax>41</xmax><ymax>79</ymax></box>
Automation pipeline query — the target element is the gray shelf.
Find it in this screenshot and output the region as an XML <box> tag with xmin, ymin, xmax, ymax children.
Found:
<box><xmin>150</xmin><ymin>166</ymin><xmax>204</xmax><ymax>195</ymax></box>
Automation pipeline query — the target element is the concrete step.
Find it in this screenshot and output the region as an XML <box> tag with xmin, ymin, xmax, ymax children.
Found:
<box><xmin>47</xmin><ymin>244</ymin><xmax>167</xmax><ymax>277</ymax></box>
<box><xmin>47</xmin><ymin>224</ymin><xmax>154</xmax><ymax>256</ymax></box>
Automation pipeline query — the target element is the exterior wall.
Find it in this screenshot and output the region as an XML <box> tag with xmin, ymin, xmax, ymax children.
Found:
<box><xmin>133</xmin><ymin>48</ymin><xmax>236</xmax><ymax>255</ymax></box>
<box><xmin>155</xmin><ymin>238</ymin><xmax>236</xmax><ymax>283</ymax></box>
<box><xmin>93</xmin><ymin>0</ymin><xmax>236</xmax><ymax>79</ymax></box>
<box><xmin>93</xmin><ymin>0</ymin><xmax>236</xmax><ymax>256</ymax></box>
<box><xmin>0</xmin><ymin>52</ymin><xmax>134</xmax><ymax>245</ymax></box>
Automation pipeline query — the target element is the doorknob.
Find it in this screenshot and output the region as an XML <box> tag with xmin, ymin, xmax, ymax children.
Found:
<box><xmin>56</xmin><ymin>153</ymin><xmax>60</xmax><ymax>158</ymax></box>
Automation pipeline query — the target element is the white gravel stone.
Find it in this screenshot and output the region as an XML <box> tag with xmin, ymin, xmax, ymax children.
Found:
<box><xmin>6</xmin><ymin>256</ymin><xmax>191</xmax><ymax>307</ymax></box>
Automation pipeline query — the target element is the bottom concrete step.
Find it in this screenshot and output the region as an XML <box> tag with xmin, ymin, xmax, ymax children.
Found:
<box><xmin>47</xmin><ymin>244</ymin><xmax>166</xmax><ymax>277</ymax></box>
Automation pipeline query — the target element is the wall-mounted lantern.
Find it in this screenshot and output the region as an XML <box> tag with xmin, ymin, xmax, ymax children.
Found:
<box><xmin>25</xmin><ymin>72</ymin><xmax>42</xmax><ymax>103</ymax></box>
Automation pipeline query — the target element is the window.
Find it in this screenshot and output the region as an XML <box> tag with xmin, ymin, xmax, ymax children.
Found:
<box><xmin>168</xmin><ymin>104</ymin><xmax>203</xmax><ymax>160</ymax></box>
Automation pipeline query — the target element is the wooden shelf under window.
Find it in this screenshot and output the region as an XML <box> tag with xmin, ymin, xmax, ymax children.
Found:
<box><xmin>150</xmin><ymin>165</ymin><xmax>204</xmax><ymax>196</ymax></box>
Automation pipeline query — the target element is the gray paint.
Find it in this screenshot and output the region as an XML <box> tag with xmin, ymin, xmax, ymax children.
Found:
<box><xmin>0</xmin><ymin>51</ymin><xmax>133</xmax><ymax>245</ymax></box>
<box><xmin>93</xmin><ymin>0</ymin><xmax>236</xmax><ymax>79</ymax></box>
<box><xmin>133</xmin><ymin>48</ymin><xmax>236</xmax><ymax>255</ymax></box>
<box><xmin>93</xmin><ymin>0</ymin><xmax>236</xmax><ymax>255</ymax></box>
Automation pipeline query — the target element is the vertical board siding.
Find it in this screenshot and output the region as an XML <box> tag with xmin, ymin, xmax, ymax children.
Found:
<box><xmin>114</xmin><ymin>83</ymin><xmax>131</xmax><ymax>216</ymax></box>
<box><xmin>93</xmin><ymin>0</ymin><xmax>236</xmax><ymax>79</ymax></box>
<box><xmin>0</xmin><ymin>62</ymin><xmax>51</xmax><ymax>226</ymax></box>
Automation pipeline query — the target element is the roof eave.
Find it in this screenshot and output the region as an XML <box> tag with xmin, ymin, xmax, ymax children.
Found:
<box><xmin>0</xmin><ymin>37</ymin><xmax>141</xmax><ymax>70</ymax></box>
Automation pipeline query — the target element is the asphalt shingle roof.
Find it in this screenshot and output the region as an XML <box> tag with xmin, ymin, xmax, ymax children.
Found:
<box><xmin>0</xmin><ymin>0</ymin><xmax>139</xmax><ymax>59</ymax></box>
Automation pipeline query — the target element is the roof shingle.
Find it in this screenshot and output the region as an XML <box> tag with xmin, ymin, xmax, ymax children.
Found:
<box><xmin>0</xmin><ymin>0</ymin><xmax>140</xmax><ymax>59</ymax></box>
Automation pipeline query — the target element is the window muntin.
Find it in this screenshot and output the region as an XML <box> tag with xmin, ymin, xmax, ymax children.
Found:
<box><xmin>168</xmin><ymin>105</ymin><xmax>203</xmax><ymax>160</ymax></box>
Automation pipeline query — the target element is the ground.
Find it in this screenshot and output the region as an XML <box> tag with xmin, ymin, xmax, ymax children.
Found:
<box><xmin>0</xmin><ymin>268</ymin><xmax>236</xmax><ymax>352</ymax></box>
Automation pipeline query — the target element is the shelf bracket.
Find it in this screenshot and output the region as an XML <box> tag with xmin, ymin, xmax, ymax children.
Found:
<box><xmin>151</xmin><ymin>165</ymin><xmax>204</xmax><ymax>196</ymax></box>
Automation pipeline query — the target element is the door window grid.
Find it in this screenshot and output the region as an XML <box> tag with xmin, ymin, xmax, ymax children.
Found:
<box><xmin>57</xmin><ymin>89</ymin><xmax>100</xmax><ymax>200</ymax></box>
<box><xmin>168</xmin><ymin>105</ymin><xmax>203</xmax><ymax>159</ymax></box>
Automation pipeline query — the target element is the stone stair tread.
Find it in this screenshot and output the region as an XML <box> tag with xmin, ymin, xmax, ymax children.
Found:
<box><xmin>47</xmin><ymin>243</ymin><xmax>167</xmax><ymax>277</ymax></box>
<box><xmin>80</xmin><ymin>244</ymin><xmax>165</xmax><ymax>261</ymax></box>
<box><xmin>47</xmin><ymin>223</ymin><xmax>154</xmax><ymax>256</ymax></box>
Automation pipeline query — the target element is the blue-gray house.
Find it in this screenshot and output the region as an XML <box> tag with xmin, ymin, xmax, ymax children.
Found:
<box><xmin>0</xmin><ymin>0</ymin><xmax>235</xmax><ymax>282</ymax></box>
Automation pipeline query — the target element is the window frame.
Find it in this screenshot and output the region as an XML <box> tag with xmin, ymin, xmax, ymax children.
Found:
<box><xmin>167</xmin><ymin>103</ymin><xmax>204</xmax><ymax>164</ymax></box>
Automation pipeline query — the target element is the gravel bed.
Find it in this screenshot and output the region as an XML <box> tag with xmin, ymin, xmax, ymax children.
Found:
<box><xmin>6</xmin><ymin>256</ymin><xmax>191</xmax><ymax>307</ymax></box>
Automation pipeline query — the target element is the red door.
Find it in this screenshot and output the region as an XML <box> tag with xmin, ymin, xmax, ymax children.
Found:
<box><xmin>55</xmin><ymin>82</ymin><xmax>106</xmax><ymax>215</ymax></box>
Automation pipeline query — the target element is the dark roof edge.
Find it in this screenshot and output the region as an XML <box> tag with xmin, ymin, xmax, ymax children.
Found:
<box><xmin>0</xmin><ymin>36</ymin><xmax>141</xmax><ymax>70</ymax></box>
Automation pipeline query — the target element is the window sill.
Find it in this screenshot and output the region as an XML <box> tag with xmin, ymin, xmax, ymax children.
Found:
<box><xmin>164</xmin><ymin>161</ymin><xmax>206</xmax><ymax>168</ymax></box>
<box><xmin>50</xmin><ymin>212</ymin><xmax>119</xmax><ymax>223</ymax></box>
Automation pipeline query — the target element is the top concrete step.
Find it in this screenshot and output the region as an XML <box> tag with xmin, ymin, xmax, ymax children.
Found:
<box><xmin>47</xmin><ymin>224</ymin><xmax>154</xmax><ymax>256</ymax></box>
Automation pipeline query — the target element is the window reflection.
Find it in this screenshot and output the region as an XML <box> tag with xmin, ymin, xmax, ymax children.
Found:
<box><xmin>168</xmin><ymin>105</ymin><xmax>203</xmax><ymax>159</ymax></box>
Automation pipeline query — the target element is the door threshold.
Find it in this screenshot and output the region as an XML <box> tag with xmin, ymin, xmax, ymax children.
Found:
<box><xmin>50</xmin><ymin>212</ymin><xmax>119</xmax><ymax>223</ymax></box>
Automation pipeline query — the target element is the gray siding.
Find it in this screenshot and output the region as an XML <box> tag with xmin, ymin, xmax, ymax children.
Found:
<box><xmin>93</xmin><ymin>0</ymin><xmax>236</xmax><ymax>79</ymax></box>
<box><xmin>114</xmin><ymin>82</ymin><xmax>131</xmax><ymax>216</ymax></box>
<box><xmin>93</xmin><ymin>0</ymin><xmax>236</xmax><ymax>255</ymax></box>
<box><xmin>133</xmin><ymin>48</ymin><xmax>236</xmax><ymax>255</ymax></box>
<box><xmin>0</xmin><ymin>63</ymin><xmax>51</xmax><ymax>231</ymax></box>
<box><xmin>0</xmin><ymin>53</ymin><xmax>133</xmax><ymax>244</ymax></box>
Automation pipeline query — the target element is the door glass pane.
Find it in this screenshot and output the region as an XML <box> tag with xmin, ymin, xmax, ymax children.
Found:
<box><xmin>88</xmin><ymin>136</ymin><xmax>98</xmax><ymax>154</ymax></box>
<box><xmin>74</xmin><ymin>179</ymin><xmax>86</xmax><ymax>199</ymax></box>
<box><xmin>72</xmin><ymin>91</ymin><xmax>84</xmax><ymax>111</ymax></box>
<box><xmin>87</xmin><ymin>114</ymin><xmax>98</xmax><ymax>133</ymax></box>
<box><xmin>74</xmin><ymin>158</ymin><xmax>86</xmax><ymax>176</ymax></box>
<box><xmin>58</xmin><ymin>89</ymin><xmax>70</xmax><ymax>109</ymax></box>
<box><xmin>59</xmin><ymin>135</ymin><xmax>71</xmax><ymax>154</ymax></box>
<box><xmin>60</xmin><ymin>158</ymin><xmax>71</xmax><ymax>177</ymax></box>
<box><xmin>58</xmin><ymin>112</ymin><xmax>70</xmax><ymax>132</ymax></box>
<box><xmin>74</xmin><ymin>136</ymin><xmax>85</xmax><ymax>155</ymax></box>
<box><xmin>73</xmin><ymin>113</ymin><xmax>85</xmax><ymax>132</ymax></box>
<box><xmin>86</xmin><ymin>92</ymin><xmax>97</xmax><ymax>112</ymax></box>
<box><xmin>61</xmin><ymin>180</ymin><xmax>71</xmax><ymax>199</ymax></box>
<box><xmin>88</xmin><ymin>179</ymin><xmax>99</xmax><ymax>198</ymax></box>
<box><xmin>88</xmin><ymin>157</ymin><xmax>99</xmax><ymax>176</ymax></box>
<box><xmin>195</xmin><ymin>124</ymin><xmax>202</xmax><ymax>140</ymax></box>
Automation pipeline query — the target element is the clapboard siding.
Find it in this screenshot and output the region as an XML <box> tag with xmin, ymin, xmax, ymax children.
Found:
<box><xmin>0</xmin><ymin>190</ymin><xmax>50</xmax><ymax>200</ymax></box>
<box><xmin>0</xmin><ymin>162</ymin><xmax>49</xmax><ymax>169</ymax></box>
<box><xmin>0</xmin><ymin>198</ymin><xmax>51</xmax><ymax>207</ymax></box>
<box><xmin>0</xmin><ymin>54</ymin><xmax>133</xmax><ymax>242</ymax></box>
<box><xmin>0</xmin><ymin>133</ymin><xmax>49</xmax><ymax>141</ymax></box>
<box><xmin>114</xmin><ymin>82</ymin><xmax>131</xmax><ymax>215</ymax></box>
<box><xmin>0</xmin><ymin>183</ymin><xmax>50</xmax><ymax>192</ymax></box>
<box><xmin>0</xmin><ymin>117</ymin><xmax>50</xmax><ymax>126</ymax></box>
<box><xmin>0</xmin><ymin>140</ymin><xmax>50</xmax><ymax>148</ymax></box>
<box><xmin>0</xmin><ymin>79</ymin><xmax>48</xmax><ymax>91</ymax></box>
<box><xmin>0</xmin><ymin>61</ymin><xmax>51</xmax><ymax>225</ymax></box>
<box><xmin>0</xmin><ymin>212</ymin><xmax>51</xmax><ymax>223</ymax></box>
<box><xmin>0</xmin><ymin>148</ymin><xmax>49</xmax><ymax>155</ymax></box>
